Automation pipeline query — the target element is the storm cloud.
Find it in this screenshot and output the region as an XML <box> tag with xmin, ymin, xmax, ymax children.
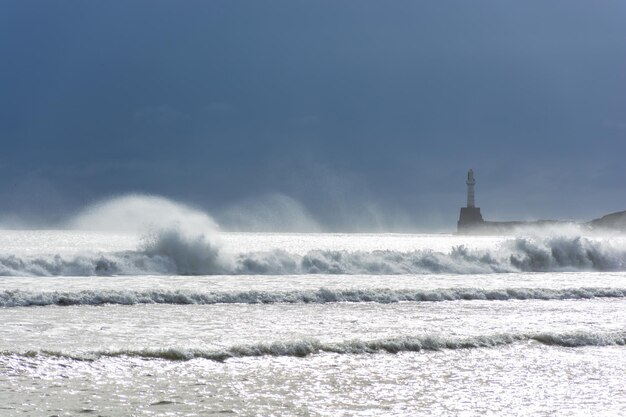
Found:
<box><xmin>1</xmin><ymin>1</ymin><xmax>625</xmax><ymax>230</ymax></box>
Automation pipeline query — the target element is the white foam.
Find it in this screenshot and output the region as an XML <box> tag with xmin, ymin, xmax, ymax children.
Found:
<box><xmin>1</xmin><ymin>232</ymin><xmax>625</xmax><ymax>276</ymax></box>
<box><xmin>8</xmin><ymin>331</ymin><xmax>626</xmax><ymax>362</ymax></box>
<box><xmin>2</xmin><ymin>287</ymin><xmax>625</xmax><ymax>307</ymax></box>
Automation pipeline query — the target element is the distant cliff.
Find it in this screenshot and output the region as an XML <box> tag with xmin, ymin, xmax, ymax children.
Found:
<box><xmin>588</xmin><ymin>211</ymin><xmax>626</xmax><ymax>233</ymax></box>
<box><xmin>457</xmin><ymin>211</ymin><xmax>626</xmax><ymax>235</ymax></box>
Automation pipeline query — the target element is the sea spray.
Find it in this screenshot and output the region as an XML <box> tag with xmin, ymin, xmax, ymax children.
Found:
<box><xmin>66</xmin><ymin>194</ymin><xmax>233</xmax><ymax>274</ymax></box>
<box><xmin>68</xmin><ymin>194</ymin><xmax>219</xmax><ymax>234</ymax></box>
<box><xmin>0</xmin><ymin>194</ymin><xmax>623</xmax><ymax>276</ymax></box>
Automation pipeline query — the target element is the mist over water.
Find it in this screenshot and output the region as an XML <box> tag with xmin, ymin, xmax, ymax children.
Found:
<box><xmin>216</xmin><ymin>193</ymin><xmax>321</xmax><ymax>232</ymax></box>
<box><xmin>68</xmin><ymin>194</ymin><xmax>219</xmax><ymax>234</ymax></box>
<box><xmin>0</xmin><ymin>194</ymin><xmax>625</xmax><ymax>277</ymax></box>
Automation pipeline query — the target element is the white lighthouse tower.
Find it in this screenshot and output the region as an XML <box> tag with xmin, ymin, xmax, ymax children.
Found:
<box><xmin>466</xmin><ymin>169</ymin><xmax>476</xmax><ymax>208</ymax></box>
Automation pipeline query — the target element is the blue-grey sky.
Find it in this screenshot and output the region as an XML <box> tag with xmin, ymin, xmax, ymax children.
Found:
<box><xmin>1</xmin><ymin>1</ymin><xmax>625</xmax><ymax>231</ymax></box>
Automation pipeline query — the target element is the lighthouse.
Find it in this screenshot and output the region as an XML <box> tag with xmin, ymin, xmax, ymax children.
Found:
<box><xmin>457</xmin><ymin>169</ymin><xmax>484</xmax><ymax>233</ymax></box>
<box><xmin>466</xmin><ymin>169</ymin><xmax>476</xmax><ymax>208</ymax></box>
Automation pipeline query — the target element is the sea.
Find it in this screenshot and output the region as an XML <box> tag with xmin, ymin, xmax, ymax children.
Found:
<box><xmin>1</xmin><ymin>200</ymin><xmax>626</xmax><ymax>416</ymax></box>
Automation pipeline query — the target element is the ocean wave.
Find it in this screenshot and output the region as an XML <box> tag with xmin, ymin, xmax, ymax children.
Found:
<box><xmin>1</xmin><ymin>231</ymin><xmax>626</xmax><ymax>276</ymax></box>
<box><xmin>2</xmin><ymin>287</ymin><xmax>626</xmax><ymax>307</ymax></box>
<box><xmin>8</xmin><ymin>331</ymin><xmax>626</xmax><ymax>362</ymax></box>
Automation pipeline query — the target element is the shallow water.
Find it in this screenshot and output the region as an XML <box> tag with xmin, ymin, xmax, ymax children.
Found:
<box><xmin>1</xmin><ymin>231</ymin><xmax>625</xmax><ymax>416</ymax></box>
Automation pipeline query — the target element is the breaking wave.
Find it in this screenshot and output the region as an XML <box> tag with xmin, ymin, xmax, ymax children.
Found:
<box><xmin>2</xmin><ymin>287</ymin><xmax>626</xmax><ymax>307</ymax></box>
<box><xmin>7</xmin><ymin>331</ymin><xmax>626</xmax><ymax>362</ymax></box>
<box><xmin>1</xmin><ymin>230</ymin><xmax>626</xmax><ymax>276</ymax></box>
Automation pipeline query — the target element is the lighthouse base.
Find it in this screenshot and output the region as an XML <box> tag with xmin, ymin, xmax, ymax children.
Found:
<box><xmin>457</xmin><ymin>207</ymin><xmax>484</xmax><ymax>233</ymax></box>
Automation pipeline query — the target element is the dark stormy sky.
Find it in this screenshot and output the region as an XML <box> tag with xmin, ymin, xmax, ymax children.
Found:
<box><xmin>1</xmin><ymin>1</ymin><xmax>625</xmax><ymax>231</ymax></box>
